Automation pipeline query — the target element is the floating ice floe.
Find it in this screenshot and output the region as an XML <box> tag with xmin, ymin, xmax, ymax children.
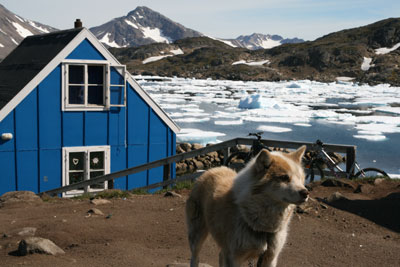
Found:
<box><xmin>373</xmin><ymin>107</ymin><xmax>400</xmax><ymax>115</ymax></box>
<box><xmin>214</xmin><ymin>120</ymin><xmax>243</xmax><ymax>125</ymax></box>
<box><xmin>257</xmin><ymin>125</ymin><xmax>292</xmax><ymax>133</ymax></box>
<box><xmin>177</xmin><ymin>128</ymin><xmax>226</xmax><ymax>144</ymax></box>
<box><xmin>294</xmin><ymin>123</ymin><xmax>312</xmax><ymax>127</ymax></box>
<box><xmin>353</xmin><ymin>135</ymin><xmax>386</xmax><ymax>141</ymax></box>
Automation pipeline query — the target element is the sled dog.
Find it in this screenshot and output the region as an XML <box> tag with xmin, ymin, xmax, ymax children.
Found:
<box><xmin>186</xmin><ymin>146</ymin><xmax>309</xmax><ymax>267</ymax></box>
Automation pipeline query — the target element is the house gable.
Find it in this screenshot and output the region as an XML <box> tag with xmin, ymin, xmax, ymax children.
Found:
<box><xmin>66</xmin><ymin>38</ymin><xmax>106</xmax><ymax>60</ymax></box>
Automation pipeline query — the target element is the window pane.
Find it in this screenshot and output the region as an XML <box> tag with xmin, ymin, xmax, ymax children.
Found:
<box><xmin>90</xmin><ymin>151</ymin><xmax>104</xmax><ymax>170</ymax></box>
<box><xmin>69</xmin><ymin>172</ymin><xmax>84</xmax><ymax>184</ymax></box>
<box><xmin>69</xmin><ymin>86</ymin><xmax>84</xmax><ymax>104</ymax></box>
<box><xmin>88</xmin><ymin>86</ymin><xmax>104</xmax><ymax>105</ymax></box>
<box><xmin>69</xmin><ymin>65</ymin><xmax>84</xmax><ymax>84</ymax></box>
<box><xmin>90</xmin><ymin>171</ymin><xmax>105</xmax><ymax>189</ymax></box>
<box><xmin>69</xmin><ymin>152</ymin><xmax>85</xmax><ymax>170</ymax></box>
<box><xmin>88</xmin><ymin>65</ymin><xmax>104</xmax><ymax>84</ymax></box>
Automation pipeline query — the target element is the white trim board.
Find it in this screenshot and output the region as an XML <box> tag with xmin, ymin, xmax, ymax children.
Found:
<box><xmin>0</xmin><ymin>28</ymin><xmax>180</xmax><ymax>133</ymax></box>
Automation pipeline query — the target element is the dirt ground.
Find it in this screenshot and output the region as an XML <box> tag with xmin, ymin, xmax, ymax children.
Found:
<box><xmin>0</xmin><ymin>178</ymin><xmax>399</xmax><ymax>267</ymax></box>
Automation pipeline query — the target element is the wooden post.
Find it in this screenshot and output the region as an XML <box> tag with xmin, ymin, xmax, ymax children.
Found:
<box><xmin>163</xmin><ymin>164</ymin><xmax>171</xmax><ymax>189</ymax></box>
<box><xmin>222</xmin><ymin>147</ymin><xmax>230</xmax><ymax>165</ymax></box>
<box><xmin>346</xmin><ymin>146</ymin><xmax>356</xmax><ymax>177</ymax></box>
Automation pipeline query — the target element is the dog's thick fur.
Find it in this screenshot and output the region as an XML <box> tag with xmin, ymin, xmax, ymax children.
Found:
<box><xmin>186</xmin><ymin>146</ymin><xmax>308</xmax><ymax>267</ymax></box>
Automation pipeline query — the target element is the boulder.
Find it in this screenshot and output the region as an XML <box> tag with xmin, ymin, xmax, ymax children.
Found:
<box><xmin>18</xmin><ymin>237</ymin><xmax>65</xmax><ymax>256</ymax></box>
<box><xmin>354</xmin><ymin>184</ymin><xmax>374</xmax><ymax>194</ymax></box>
<box><xmin>0</xmin><ymin>191</ymin><xmax>42</xmax><ymax>205</ymax></box>
<box><xmin>325</xmin><ymin>192</ymin><xmax>348</xmax><ymax>203</ymax></box>
<box><xmin>321</xmin><ymin>179</ymin><xmax>355</xmax><ymax>190</ymax></box>
<box><xmin>87</xmin><ymin>208</ymin><xmax>104</xmax><ymax>216</ymax></box>
<box><xmin>90</xmin><ymin>199</ymin><xmax>111</xmax><ymax>205</ymax></box>
<box><xmin>191</xmin><ymin>143</ymin><xmax>203</xmax><ymax>150</ymax></box>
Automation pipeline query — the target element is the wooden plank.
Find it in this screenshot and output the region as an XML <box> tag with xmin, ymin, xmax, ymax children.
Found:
<box><xmin>134</xmin><ymin>171</ymin><xmax>204</xmax><ymax>191</ymax></box>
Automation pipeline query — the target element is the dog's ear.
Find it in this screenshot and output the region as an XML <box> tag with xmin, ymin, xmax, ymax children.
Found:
<box><xmin>289</xmin><ymin>145</ymin><xmax>306</xmax><ymax>163</ymax></box>
<box><xmin>255</xmin><ymin>149</ymin><xmax>272</xmax><ymax>172</ymax></box>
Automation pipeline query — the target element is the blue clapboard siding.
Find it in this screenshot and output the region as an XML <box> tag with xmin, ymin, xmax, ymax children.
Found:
<box><xmin>0</xmin><ymin>38</ymin><xmax>176</xmax><ymax>195</ymax></box>
<box><xmin>148</xmin><ymin>110</ymin><xmax>168</xmax><ymax>188</ymax></box>
<box><xmin>0</xmin><ymin>151</ymin><xmax>16</xmax><ymax>193</ymax></box>
<box><xmin>15</xmin><ymin>89</ymin><xmax>38</xmax><ymax>150</ymax></box>
<box><xmin>111</xmin><ymin>146</ymin><xmax>127</xmax><ymax>189</ymax></box>
<box><xmin>38</xmin><ymin>66</ymin><xmax>62</xmax><ymax>149</ymax></box>
<box><xmin>16</xmin><ymin>150</ymin><xmax>38</xmax><ymax>192</ymax></box>
<box><xmin>39</xmin><ymin>149</ymin><xmax>61</xmax><ymax>192</ymax></box>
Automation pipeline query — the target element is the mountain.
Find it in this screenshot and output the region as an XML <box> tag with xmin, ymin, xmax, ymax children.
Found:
<box><xmin>0</xmin><ymin>4</ymin><xmax>57</xmax><ymax>60</ymax></box>
<box><xmin>110</xmin><ymin>18</ymin><xmax>400</xmax><ymax>86</ymax></box>
<box><xmin>223</xmin><ymin>33</ymin><xmax>304</xmax><ymax>50</ymax></box>
<box><xmin>90</xmin><ymin>6</ymin><xmax>203</xmax><ymax>48</ymax></box>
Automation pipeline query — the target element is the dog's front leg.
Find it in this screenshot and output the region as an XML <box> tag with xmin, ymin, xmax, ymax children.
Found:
<box><xmin>257</xmin><ymin>230</ymin><xmax>288</xmax><ymax>267</ymax></box>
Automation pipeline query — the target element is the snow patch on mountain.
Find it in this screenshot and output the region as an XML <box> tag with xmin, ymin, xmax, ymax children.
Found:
<box><xmin>99</xmin><ymin>33</ymin><xmax>122</xmax><ymax>48</ymax></box>
<box><xmin>141</xmin><ymin>27</ymin><xmax>171</xmax><ymax>43</ymax></box>
<box><xmin>375</xmin><ymin>42</ymin><xmax>400</xmax><ymax>55</ymax></box>
<box><xmin>232</xmin><ymin>60</ymin><xmax>270</xmax><ymax>66</ymax></box>
<box><xmin>361</xmin><ymin>57</ymin><xmax>374</xmax><ymax>71</ymax></box>
<box><xmin>125</xmin><ymin>19</ymin><xmax>139</xmax><ymax>29</ymax></box>
<box><xmin>11</xmin><ymin>21</ymin><xmax>34</xmax><ymax>38</ymax></box>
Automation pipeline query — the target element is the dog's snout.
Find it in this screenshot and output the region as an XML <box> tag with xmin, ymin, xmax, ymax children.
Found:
<box><xmin>299</xmin><ymin>189</ymin><xmax>309</xmax><ymax>199</ymax></box>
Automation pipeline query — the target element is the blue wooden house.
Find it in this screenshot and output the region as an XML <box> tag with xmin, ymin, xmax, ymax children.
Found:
<box><xmin>0</xmin><ymin>24</ymin><xmax>179</xmax><ymax>196</ymax></box>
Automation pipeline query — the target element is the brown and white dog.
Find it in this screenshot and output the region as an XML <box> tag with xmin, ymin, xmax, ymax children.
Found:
<box><xmin>186</xmin><ymin>146</ymin><xmax>308</xmax><ymax>267</ymax></box>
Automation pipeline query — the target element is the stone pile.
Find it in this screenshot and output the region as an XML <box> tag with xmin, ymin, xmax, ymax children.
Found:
<box><xmin>175</xmin><ymin>143</ymin><xmax>225</xmax><ymax>175</ymax></box>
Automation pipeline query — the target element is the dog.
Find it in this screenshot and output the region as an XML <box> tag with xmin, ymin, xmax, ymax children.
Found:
<box><xmin>186</xmin><ymin>146</ymin><xmax>308</xmax><ymax>267</ymax></box>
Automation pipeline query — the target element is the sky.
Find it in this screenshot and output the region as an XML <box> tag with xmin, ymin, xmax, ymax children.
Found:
<box><xmin>2</xmin><ymin>0</ymin><xmax>400</xmax><ymax>41</ymax></box>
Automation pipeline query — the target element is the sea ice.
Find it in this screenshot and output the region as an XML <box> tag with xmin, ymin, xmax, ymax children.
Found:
<box><xmin>257</xmin><ymin>125</ymin><xmax>292</xmax><ymax>133</ymax></box>
<box><xmin>353</xmin><ymin>134</ymin><xmax>386</xmax><ymax>141</ymax></box>
<box><xmin>177</xmin><ymin>128</ymin><xmax>226</xmax><ymax>144</ymax></box>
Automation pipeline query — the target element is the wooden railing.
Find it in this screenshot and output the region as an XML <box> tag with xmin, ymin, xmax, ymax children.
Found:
<box><xmin>42</xmin><ymin>138</ymin><xmax>356</xmax><ymax>196</ymax></box>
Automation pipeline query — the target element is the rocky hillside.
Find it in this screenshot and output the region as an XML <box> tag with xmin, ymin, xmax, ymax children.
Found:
<box><xmin>111</xmin><ymin>18</ymin><xmax>400</xmax><ymax>86</ymax></box>
<box><xmin>90</xmin><ymin>6</ymin><xmax>203</xmax><ymax>48</ymax></box>
<box><xmin>224</xmin><ymin>33</ymin><xmax>304</xmax><ymax>50</ymax></box>
<box><xmin>0</xmin><ymin>4</ymin><xmax>57</xmax><ymax>60</ymax></box>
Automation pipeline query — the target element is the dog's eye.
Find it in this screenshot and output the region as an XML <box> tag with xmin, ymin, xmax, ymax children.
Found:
<box><xmin>277</xmin><ymin>175</ymin><xmax>290</xmax><ymax>181</ymax></box>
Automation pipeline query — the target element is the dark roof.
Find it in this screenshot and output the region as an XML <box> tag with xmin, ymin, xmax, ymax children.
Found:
<box><xmin>0</xmin><ymin>28</ymin><xmax>83</xmax><ymax>110</ymax></box>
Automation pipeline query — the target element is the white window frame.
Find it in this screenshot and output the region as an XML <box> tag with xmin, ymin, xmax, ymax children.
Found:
<box><xmin>61</xmin><ymin>60</ymin><xmax>126</xmax><ymax>111</ymax></box>
<box><xmin>62</xmin><ymin>145</ymin><xmax>110</xmax><ymax>197</ymax></box>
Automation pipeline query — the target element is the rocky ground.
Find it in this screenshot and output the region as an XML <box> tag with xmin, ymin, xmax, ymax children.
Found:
<box><xmin>0</xmin><ymin>177</ymin><xmax>399</xmax><ymax>267</ymax></box>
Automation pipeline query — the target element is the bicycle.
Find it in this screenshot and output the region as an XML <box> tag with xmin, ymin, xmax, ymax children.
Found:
<box><xmin>225</xmin><ymin>132</ymin><xmax>271</xmax><ymax>170</ymax></box>
<box><xmin>304</xmin><ymin>139</ymin><xmax>390</xmax><ymax>181</ymax></box>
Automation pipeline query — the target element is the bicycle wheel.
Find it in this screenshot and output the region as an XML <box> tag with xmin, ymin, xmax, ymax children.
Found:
<box><xmin>306</xmin><ymin>160</ymin><xmax>324</xmax><ymax>182</ymax></box>
<box><xmin>225</xmin><ymin>152</ymin><xmax>249</xmax><ymax>171</ymax></box>
<box><xmin>353</xmin><ymin>168</ymin><xmax>390</xmax><ymax>179</ymax></box>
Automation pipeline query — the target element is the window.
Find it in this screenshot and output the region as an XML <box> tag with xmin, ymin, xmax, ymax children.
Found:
<box><xmin>62</xmin><ymin>61</ymin><xmax>126</xmax><ymax>111</ymax></box>
<box><xmin>62</xmin><ymin>146</ymin><xmax>110</xmax><ymax>197</ymax></box>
